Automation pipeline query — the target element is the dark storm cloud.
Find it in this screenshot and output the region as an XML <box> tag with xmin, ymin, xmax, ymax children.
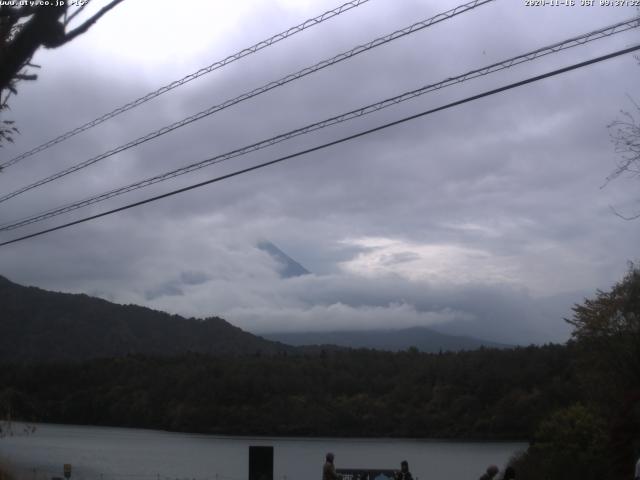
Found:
<box><xmin>1</xmin><ymin>0</ymin><xmax>639</xmax><ymax>344</ymax></box>
<box><xmin>145</xmin><ymin>283</ymin><xmax>184</xmax><ymax>301</ymax></box>
<box><xmin>143</xmin><ymin>271</ymin><xmax>211</xmax><ymax>300</ymax></box>
<box><xmin>379</xmin><ymin>251</ymin><xmax>421</xmax><ymax>266</ymax></box>
<box><xmin>180</xmin><ymin>271</ymin><xmax>212</xmax><ymax>286</ymax></box>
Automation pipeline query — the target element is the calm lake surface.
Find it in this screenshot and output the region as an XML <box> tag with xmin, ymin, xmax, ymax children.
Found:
<box><xmin>0</xmin><ymin>424</ymin><xmax>526</xmax><ymax>480</ymax></box>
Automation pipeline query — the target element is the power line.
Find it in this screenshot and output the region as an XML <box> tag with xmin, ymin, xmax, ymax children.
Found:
<box><xmin>1</xmin><ymin>43</ymin><xmax>638</xmax><ymax>248</ymax></box>
<box><xmin>2</xmin><ymin>16</ymin><xmax>637</xmax><ymax>233</ymax></box>
<box><xmin>0</xmin><ymin>0</ymin><xmax>494</xmax><ymax>204</ymax></box>
<box><xmin>0</xmin><ymin>0</ymin><xmax>372</xmax><ymax>170</ymax></box>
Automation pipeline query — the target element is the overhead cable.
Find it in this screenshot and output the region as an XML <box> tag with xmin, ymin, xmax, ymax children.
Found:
<box><xmin>0</xmin><ymin>0</ymin><xmax>495</xmax><ymax>204</ymax></box>
<box><xmin>1</xmin><ymin>43</ymin><xmax>638</xmax><ymax>248</ymax></box>
<box><xmin>1</xmin><ymin>16</ymin><xmax>637</xmax><ymax>233</ymax></box>
<box><xmin>0</xmin><ymin>0</ymin><xmax>372</xmax><ymax>170</ymax></box>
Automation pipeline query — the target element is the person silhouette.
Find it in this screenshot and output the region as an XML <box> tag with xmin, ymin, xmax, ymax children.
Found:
<box><xmin>323</xmin><ymin>452</ymin><xmax>340</xmax><ymax>480</ymax></box>
<box><xmin>478</xmin><ymin>465</ymin><xmax>499</xmax><ymax>480</ymax></box>
<box><xmin>395</xmin><ymin>461</ymin><xmax>413</xmax><ymax>480</ymax></box>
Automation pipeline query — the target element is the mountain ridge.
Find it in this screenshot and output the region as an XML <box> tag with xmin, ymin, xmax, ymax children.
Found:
<box><xmin>263</xmin><ymin>326</ymin><xmax>509</xmax><ymax>352</ymax></box>
<box><xmin>0</xmin><ymin>274</ymin><xmax>511</xmax><ymax>362</ymax></box>
<box><xmin>0</xmin><ymin>275</ymin><xmax>291</xmax><ymax>362</ymax></box>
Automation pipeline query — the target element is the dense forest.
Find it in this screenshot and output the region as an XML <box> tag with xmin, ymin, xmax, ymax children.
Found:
<box><xmin>0</xmin><ymin>344</ymin><xmax>575</xmax><ymax>439</ymax></box>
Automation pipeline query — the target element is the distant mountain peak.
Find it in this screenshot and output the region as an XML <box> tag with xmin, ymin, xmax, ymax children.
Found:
<box><xmin>263</xmin><ymin>326</ymin><xmax>510</xmax><ymax>353</ymax></box>
<box><xmin>257</xmin><ymin>240</ymin><xmax>310</xmax><ymax>278</ymax></box>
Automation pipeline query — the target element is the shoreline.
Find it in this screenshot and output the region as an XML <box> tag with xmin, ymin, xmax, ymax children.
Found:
<box><xmin>7</xmin><ymin>421</ymin><xmax>529</xmax><ymax>444</ymax></box>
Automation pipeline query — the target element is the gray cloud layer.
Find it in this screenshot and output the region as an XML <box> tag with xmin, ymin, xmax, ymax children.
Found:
<box><xmin>1</xmin><ymin>0</ymin><xmax>638</xmax><ymax>344</ymax></box>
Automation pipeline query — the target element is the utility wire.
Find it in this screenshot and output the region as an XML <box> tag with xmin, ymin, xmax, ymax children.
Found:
<box><xmin>0</xmin><ymin>0</ymin><xmax>372</xmax><ymax>170</ymax></box>
<box><xmin>1</xmin><ymin>16</ymin><xmax>637</xmax><ymax>233</ymax></box>
<box><xmin>0</xmin><ymin>0</ymin><xmax>494</xmax><ymax>204</ymax></box>
<box><xmin>1</xmin><ymin>43</ymin><xmax>638</xmax><ymax>248</ymax></box>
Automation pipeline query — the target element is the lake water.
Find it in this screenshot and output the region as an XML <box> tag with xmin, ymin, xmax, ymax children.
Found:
<box><xmin>0</xmin><ymin>424</ymin><xmax>526</xmax><ymax>480</ymax></box>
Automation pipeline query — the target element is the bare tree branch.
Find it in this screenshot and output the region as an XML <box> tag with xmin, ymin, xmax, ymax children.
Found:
<box><xmin>14</xmin><ymin>73</ymin><xmax>37</xmax><ymax>81</ymax></box>
<box><xmin>609</xmin><ymin>205</ymin><xmax>640</xmax><ymax>221</ymax></box>
<box><xmin>62</xmin><ymin>0</ymin><xmax>125</xmax><ymax>44</ymax></box>
<box><xmin>0</xmin><ymin>1</ymin><xmax>126</xmax><ymax>147</ymax></box>
<box><xmin>65</xmin><ymin>0</ymin><xmax>93</xmax><ymax>27</ymax></box>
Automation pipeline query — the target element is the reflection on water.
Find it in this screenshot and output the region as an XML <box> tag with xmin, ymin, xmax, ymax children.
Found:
<box><xmin>0</xmin><ymin>424</ymin><xmax>526</xmax><ymax>480</ymax></box>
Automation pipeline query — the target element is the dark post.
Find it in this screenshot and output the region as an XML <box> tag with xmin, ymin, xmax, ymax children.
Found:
<box><xmin>249</xmin><ymin>446</ymin><xmax>273</xmax><ymax>480</ymax></box>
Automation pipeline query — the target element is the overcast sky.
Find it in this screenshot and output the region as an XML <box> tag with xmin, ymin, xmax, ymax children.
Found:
<box><xmin>1</xmin><ymin>0</ymin><xmax>639</xmax><ymax>343</ymax></box>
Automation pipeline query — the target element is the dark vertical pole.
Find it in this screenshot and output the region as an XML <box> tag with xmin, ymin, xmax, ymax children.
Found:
<box><xmin>249</xmin><ymin>446</ymin><xmax>273</xmax><ymax>480</ymax></box>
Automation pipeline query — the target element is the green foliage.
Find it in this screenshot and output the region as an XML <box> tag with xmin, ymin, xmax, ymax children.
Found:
<box><xmin>568</xmin><ymin>264</ymin><xmax>640</xmax><ymax>477</ymax></box>
<box><xmin>567</xmin><ymin>263</ymin><xmax>640</xmax><ymax>401</ymax></box>
<box><xmin>531</xmin><ymin>404</ymin><xmax>608</xmax><ymax>480</ymax></box>
<box><xmin>514</xmin><ymin>264</ymin><xmax>640</xmax><ymax>480</ymax></box>
<box><xmin>0</xmin><ymin>345</ymin><xmax>577</xmax><ymax>439</ymax></box>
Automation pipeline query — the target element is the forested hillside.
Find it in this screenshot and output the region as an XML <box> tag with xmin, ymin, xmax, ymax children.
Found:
<box><xmin>0</xmin><ymin>275</ymin><xmax>289</xmax><ymax>361</ymax></box>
